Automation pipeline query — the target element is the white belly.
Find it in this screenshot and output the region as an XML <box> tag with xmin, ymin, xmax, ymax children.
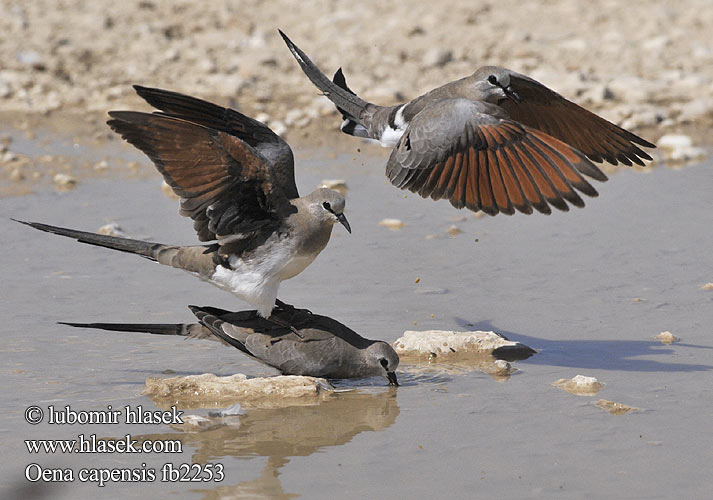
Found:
<box><xmin>208</xmin><ymin>236</ymin><xmax>315</xmax><ymax>317</ymax></box>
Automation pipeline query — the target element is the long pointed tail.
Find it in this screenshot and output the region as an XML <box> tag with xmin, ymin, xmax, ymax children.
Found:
<box><xmin>13</xmin><ymin>219</ymin><xmax>214</xmax><ymax>275</ymax></box>
<box><xmin>59</xmin><ymin>321</ymin><xmax>189</xmax><ymax>336</ymax></box>
<box><xmin>13</xmin><ymin>219</ymin><xmax>165</xmax><ymax>261</ymax></box>
<box><xmin>279</xmin><ymin>30</ymin><xmax>372</xmax><ymax>127</ymax></box>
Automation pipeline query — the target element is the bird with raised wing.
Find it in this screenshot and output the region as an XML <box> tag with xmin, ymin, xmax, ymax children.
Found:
<box><xmin>60</xmin><ymin>305</ymin><xmax>399</xmax><ymax>385</ymax></box>
<box><xmin>15</xmin><ymin>86</ymin><xmax>351</xmax><ymax>319</ymax></box>
<box><xmin>280</xmin><ymin>31</ymin><xmax>656</xmax><ymax>216</ymax></box>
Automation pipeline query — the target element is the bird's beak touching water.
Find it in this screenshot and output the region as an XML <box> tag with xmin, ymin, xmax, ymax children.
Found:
<box><xmin>505</xmin><ymin>85</ymin><xmax>521</xmax><ymax>103</ymax></box>
<box><xmin>387</xmin><ymin>371</ymin><xmax>399</xmax><ymax>386</ymax></box>
<box><xmin>336</xmin><ymin>213</ymin><xmax>351</xmax><ymax>233</ymax></box>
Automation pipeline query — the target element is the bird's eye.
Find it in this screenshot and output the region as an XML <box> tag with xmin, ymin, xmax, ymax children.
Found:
<box><xmin>487</xmin><ymin>75</ymin><xmax>498</xmax><ymax>85</ymax></box>
<box><xmin>322</xmin><ymin>201</ymin><xmax>331</xmax><ymax>211</ymax></box>
<box><xmin>380</xmin><ymin>358</ymin><xmax>389</xmax><ymax>369</ymax></box>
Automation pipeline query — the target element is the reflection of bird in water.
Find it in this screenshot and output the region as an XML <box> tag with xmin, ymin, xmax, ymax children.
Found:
<box><xmin>60</xmin><ymin>305</ymin><xmax>399</xmax><ymax>385</ymax></box>
<box><xmin>131</xmin><ymin>389</ymin><xmax>400</xmax><ymax>499</ymax></box>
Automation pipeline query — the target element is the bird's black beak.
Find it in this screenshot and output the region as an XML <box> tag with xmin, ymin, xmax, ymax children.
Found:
<box><xmin>336</xmin><ymin>213</ymin><xmax>351</xmax><ymax>234</ymax></box>
<box><xmin>505</xmin><ymin>85</ymin><xmax>521</xmax><ymax>103</ymax></box>
<box><xmin>387</xmin><ymin>371</ymin><xmax>399</xmax><ymax>386</ymax></box>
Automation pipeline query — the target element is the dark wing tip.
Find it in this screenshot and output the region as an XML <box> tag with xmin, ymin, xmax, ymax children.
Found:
<box><xmin>632</xmin><ymin>134</ymin><xmax>656</xmax><ymax>149</ymax></box>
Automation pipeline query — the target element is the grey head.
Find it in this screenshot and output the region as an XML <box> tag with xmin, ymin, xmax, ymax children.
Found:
<box><xmin>301</xmin><ymin>187</ymin><xmax>351</xmax><ymax>233</ymax></box>
<box><xmin>466</xmin><ymin>66</ymin><xmax>522</xmax><ymax>104</ymax></box>
<box><xmin>364</xmin><ymin>341</ymin><xmax>400</xmax><ymax>385</ymax></box>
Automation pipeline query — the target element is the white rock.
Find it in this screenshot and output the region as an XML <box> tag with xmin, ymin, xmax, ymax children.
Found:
<box><xmin>254</xmin><ymin>112</ymin><xmax>271</xmax><ymax>124</ymax></box>
<box><xmin>393</xmin><ymin>329</ymin><xmax>534</xmax><ymax>358</ymax></box>
<box><xmin>491</xmin><ymin>359</ymin><xmax>514</xmax><ymax>377</ymax></box>
<box><xmin>642</xmin><ymin>35</ymin><xmax>671</xmax><ymax>51</ymax></box>
<box><xmin>53</xmin><ymin>173</ymin><xmax>77</xmax><ymax>190</ymax></box>
<box><xmin>619</xmin><ymin>108</ymin><xmax>665</xmax><ymax>129</ymax></box>
<box><xmin>677</xmin><ymin>98</ymin><xmax>713</xmax><ymax>123</ymax></box>
<box><xmin>658</xmin><ymin>134</ymin><xmax>707</xmax><ymax>163</ymax></box>
<box><xmin>0</xmin><ymin>79</ymin><xmax>11</xmax><ymax>98</ymax></box>
<box><xmin>269</xmin><ymin>120</ymin><xmax>287</xmax><ymax>137</ymax></box>
<box><xmin>143</xmin><ymin>373</ymin><xmax>334</xmax><ymax>408</ymax></box>
<box><xmin>10</xmin><ymin>167</ymin><xmax>24</xmax><ymax>181</ymax></box>
<box><xmin>552</xmin><ymin>374</ymin><xmax>604</xmax><ymax>395</ymax></box>
<box><xmin>655</xmin><ymin>331</ymin><xmax>680</xmax><ymax>344</ymax></box>
<box><xmin>701</xmin><ymin>282</ymin><xmax>713</xmax><ymax>291</ymax></box>
<box><xmin>447</xmin><ymin>225</ymin><xmax>463</xmax><ymax>237</ymax></box>
<box><xmin>659</xmin><ymin>134</ymin><xmax>693</xmax><ymax>149</ymax></box>
<box><xmin>320</xmin><ymin>179</ymin><xmax>348</xmax><ymax>196</ymax></box>
<box><xmin>671</xmin><ymin>147</ymin><xmax>706</xmax><ymax>163</ymax></box>
<box><xmin>284</xmin><ymin>108</ymin><xmax>305</xmax><ymax>127</ymax></box>
<box><xmin>97</xmin><ymin>223</ymin><xmax>128</xmax><ymax>237</ymax></box>
<box><xmin>378</xmin><ymin>218</ymin><xmax>405</xmax><ymax>230</ymax></box>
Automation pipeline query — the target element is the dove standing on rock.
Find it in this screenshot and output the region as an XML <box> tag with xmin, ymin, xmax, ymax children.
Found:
<box><xmin>15</xmin><ymin>86</ymin><xmax>351</xmax><ymax>320</ymax></box>
<box><xmin>280</xmin><ymin>30</ymin><xmax>656</xmax><ymax>216</ymax></box>
<box><xmin>60</xmin><ymin>305</ymin><xmax>400</xmax><ymax>385</ymax></box>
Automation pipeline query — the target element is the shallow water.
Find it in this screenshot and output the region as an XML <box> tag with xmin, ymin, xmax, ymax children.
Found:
<box><xmin>2</xmin><ymin>136</ymin><xmax>713</xmax><ymax>499</ymax></box>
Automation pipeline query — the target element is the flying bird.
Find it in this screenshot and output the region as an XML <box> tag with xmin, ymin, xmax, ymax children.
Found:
<box><xmin>60</xmin><ymin>305</ymin><xmax>400</xmax><ymax>385</ymax></box>
<box><xmin>15</xmin><ymin>86</ymin><xmax>351</xmax><ymax>319</ymax></box>
<box><xmin>280</xmin><ymin>30</ymin><xmax>656</xmax><ymax>216</ymax></box>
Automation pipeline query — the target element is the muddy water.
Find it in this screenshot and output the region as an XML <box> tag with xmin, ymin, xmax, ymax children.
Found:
<box><xmin>2</xmin><ymin>135</ymin><xmax>713</xmax><ymax>499</ymax></box>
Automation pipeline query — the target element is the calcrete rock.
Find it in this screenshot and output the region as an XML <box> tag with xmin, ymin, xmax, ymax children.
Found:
<box><xmin>393</xmin><ymin>329</ymin><xmax>535</xmax><ymax>361</ymax></box>
<box><xmin>552</xmin><ymin>374</ymin><xmax>604</xmax><ymax>395</ymax></box>
<box><xmin>144</xmin><ymin>373</ymin><xmax>334</xmax><ymax>409</ymax></box>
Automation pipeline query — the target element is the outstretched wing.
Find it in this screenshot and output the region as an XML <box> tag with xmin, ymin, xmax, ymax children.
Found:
<box><xmin>107</xmin><ymin>112</ymin><xmax>296</xmax><ymax>255</ymax></box>
<box><xmin>386</xmin><ymin>98</ymin><xmax>608</xmax><ymax>215</ymax></box>
<box><xmin>497</xmin><ymin>69</ymin><xmax>655</xmax><ymax>166</ymax></box>
<box><xmin>133</xmin><ymin>85</ymin><xmax>298</xmax><ymax>198</ymax></box>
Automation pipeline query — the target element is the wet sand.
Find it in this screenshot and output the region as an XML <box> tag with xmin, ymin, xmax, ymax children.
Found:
<box><xmin>2</xmin><ymin>127</ymin><xmax>712</xmax><ymax>498</ymax></box>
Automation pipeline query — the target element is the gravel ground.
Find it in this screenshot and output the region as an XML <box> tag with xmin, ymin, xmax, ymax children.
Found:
<box><xmin>1</xmin><ymin>0</ymin><xmax>712</xmax><ymax>192</ymax></box>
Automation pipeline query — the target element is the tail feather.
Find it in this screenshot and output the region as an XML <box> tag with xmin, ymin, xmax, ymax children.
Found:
<box><xmin>59</xmin><ymin>321</ymin><xmax>188</xmax><ymax>336</ymax></box>
<box><xmin>331</xmin><ymin>68</ymin><xmax>372</xmax><ymax>138</ymax></box>
<box><xmin>59</xmin><ymin>319</ymin><xmax>226</xmax><ymax>343</ymax></box>
<box><xmin>13</xmin><ymin>219</ymin><xmax>215</xmax><ymax>275</ymax></box>
<box><xmin>13</xmin><ymin>219</ymin><xmax>163</xmax><ymax>261</ymax></box>
<box><xmin>279</xmin><ymin>30</ymin><xmax>371</xmax><ymax>125</ymax></box>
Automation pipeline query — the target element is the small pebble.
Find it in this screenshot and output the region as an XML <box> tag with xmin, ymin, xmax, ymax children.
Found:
<box><xmin>655</xmin><ymin>331</ymin><xmax>680</xmax><ymax>344</ymax></box>
<box><xmin>10</xmin><ymin>168</ymin><xmax>24</xmax><ymax>181</ymax></box>
<box><xmin>447</xmin><ymin>225</ymin><xmax>463</xmax><ymax>237</ymax></box>
<box><xmin>53</xmin><ymin>173</ymin><xmax>77</xmax><ymax>190</ymax></box>
<box><xmin>552</xmin><ymin>374</ymin><xmax>604</xmax><ymax>395</ymax></box>
<box><xmin>379</xmin><ymin>218</ymin><xmax>405</xmax><ymax>230</ymax></box>
<box><xmin>594</xmin><ymin>399</ymin><xmax>638</xmax><ymax>415</ymax></box>
<box><xmin>97</xmin><ymin>223</ymin><xmax>128</xmax><ymax>237</ymax></box>
<box><xmin>320</xmin><ymin>179</ymin><xmax>348</xmax><ymax>196</ymax></box>
<box><xmin>491</xmin><ymin>359</ymin><xmax>514</xmax><ymax>377</ymax></box>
